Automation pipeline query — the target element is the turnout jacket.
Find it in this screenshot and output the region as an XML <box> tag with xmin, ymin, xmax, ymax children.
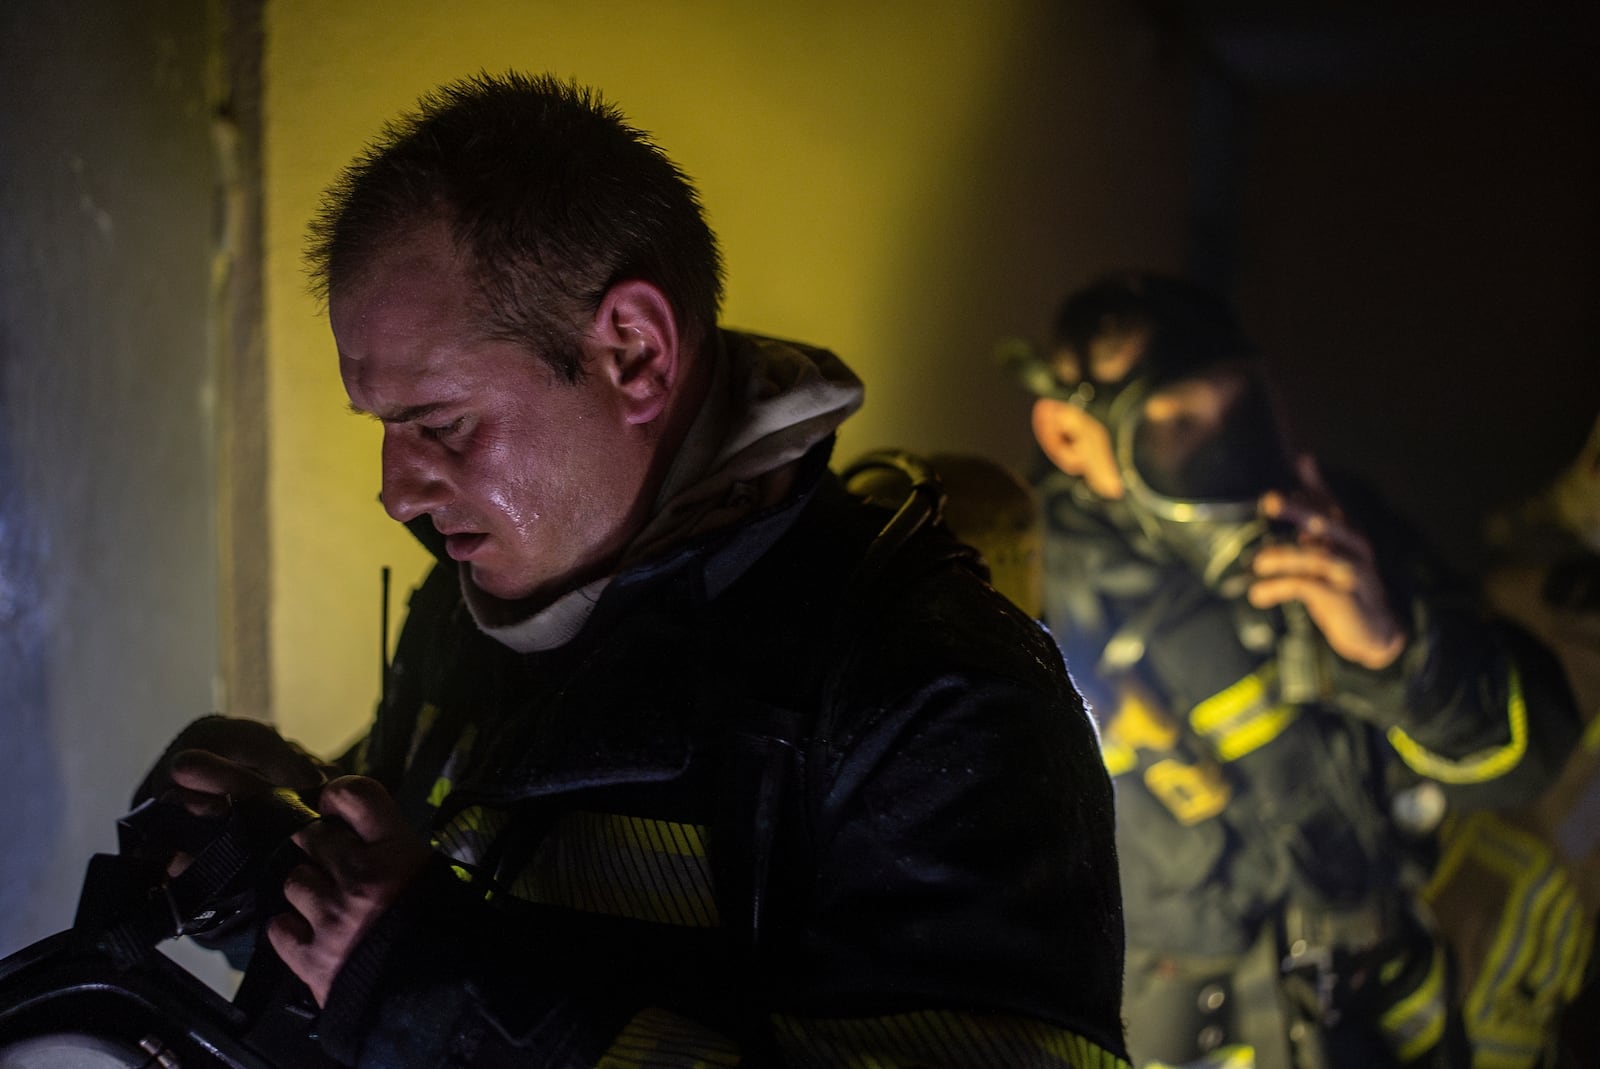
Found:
<box><xmin>311</xmin><ymin>367</ymin><xmax>1129</xmax><ymax>1064</ymax></box>
<box><xmin>1035</xmin><ymin>467</ymin><xmax>1579</xmax><ymax>1065</ymax></box>
<box><xmin>1037</xmin><ymin>467</ymin><xmax>1578</xmax><ymax>956</ymax></box>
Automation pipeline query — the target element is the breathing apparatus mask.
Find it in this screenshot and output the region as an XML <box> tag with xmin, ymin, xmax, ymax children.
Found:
<box><xmin>1005</xmin><ymin>327</ymin><xmax>1328</xmax><ymax>700</ymax></box>
<box><xmin>1009</xmin><ymin>329</ymin><xmax>1296</xmax><ymax>596</ymax></box>
<box><xmin>1105</xmin><ymin>368</ymin><xmax>1298</xmax><ymax>599</ymax></box>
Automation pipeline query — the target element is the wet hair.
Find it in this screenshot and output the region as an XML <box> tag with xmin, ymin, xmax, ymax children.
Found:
<box><xmin>306</xmin><ymin>71</ymin><xmax>725</xmax><ymax>381</ymax></box>
<box><xmin>1051</xmin><ymin>272</ymin><xmax>1256</xmax><ymax>387</ymax></box>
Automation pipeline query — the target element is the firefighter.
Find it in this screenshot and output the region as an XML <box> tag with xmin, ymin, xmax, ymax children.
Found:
<box><xmin>1009</xmin><ymin>272</ymin><xmax>1581</xmax><ymax>1068</ymax></box>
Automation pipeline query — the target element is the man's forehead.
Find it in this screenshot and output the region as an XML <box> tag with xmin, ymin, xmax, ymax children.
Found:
<box><xmin>331</xmin><ymin>216</ymin><xmax>466</xmax><ymax>304</ymax></box>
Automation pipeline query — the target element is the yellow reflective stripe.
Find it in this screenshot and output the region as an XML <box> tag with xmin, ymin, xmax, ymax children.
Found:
<box><xmin>1387</xmin><ymin>663</ymin><xmax>1527</xmax><ymax>783</ymax></box>
<box><xmin>1549</xmin><ymin>891</ymin><xmax>1593</xmax><ymax>1004</ymax></box>
<box><xmin>1209</xmin><ymin>703</ymin><xmax>1295</xmax><ymax>762</ymax></box>
<box><xmin>1032</xmin><ymin>1027</ymin><xmax>1134</xmax><ymax>1069</ymax></box>
<box><xmin>431</xmin><ymin>802</ymin><xmax>512</xmax><ymax>870</ymax></box>
<box><xmin>1101</xmin><ymin>687</ymin><xmax>1178</xmax><ymax>776</ymax></box>
<box><xmin>772</xmin><ymin>1009</ymin><xmax>1130</xmax><ymax>1068</ymax></box>
<box><xmin>1583</xmin><ymin>708</ymin><xmax>1600</xmax><ymax>753</ymax></box>
<box><xmin>511</xmin><ymin>812</ymin><xmax>720</xmax><ymax>928</ymax></box>
<box><xmin>426</xmin><ymin>775</ymin><xmax>451</xmax><ymax>807</ymax></box>
<box><xmin>1379</xmin><ymin>942</ymin><xmax>1447</xmax><ymax>1062</ymax></box>
<box><xmin>1188</xmin><ymin>667</ymin><xmax>1296</xmax><ymax>761</ymax></box>
<box><xmin>1101</xmin><ymin>739</ymin><xmax>1137</xmax><ymax>777</ymax></box>
<box><xmin>1438</xmin><ymin>812</ymin><xmax>1595</xmax><ymax>1067</ymax></box>
<box><xmin>415</xmin><ymin>714</ymin><xmax>475</xmax><ymax>810</ymax></box>
<box><xmin>406</xmin><ymin>701</ymin><xmax>441</xmax><ymax>765</ymax></box>
<box><xmin>1143</xmin><ymin>759</ymin><xmax>1231</xmax><ymax>825</ymax></box>
<box><xmin>1522</xmin><ymin>872</ymin><xmax>1586</xmax><ymax>1000</ymax></box>
<box><xmin>1189</xmin><ymin>668</ymin><xmax>1270</xmax><ymax>733</ymax></box>
<box><xmin>441</xmin><ymin>803</ymin><xmax>501</xmax><ymax>836</ymax></box>
<box><xmin>597</xmin><ymin>1007</ymin><xmax>741</xmax><ymax>1068</ymax></box>
<box><xmin>1107</xmin><ymin>689</ymin><xmax>1179</xmax><ymax>750</ymax></box>
<box><xmin>1148</xmin><ymin>1047</ymin><xmax>1255</xmax><ymax>1069</ymax></box>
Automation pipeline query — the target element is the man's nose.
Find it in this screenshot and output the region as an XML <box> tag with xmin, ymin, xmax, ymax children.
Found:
<box><xmin>380</xmin><ymin>431</ymin><xmax>449</xmax><ymax>523</ymax></box>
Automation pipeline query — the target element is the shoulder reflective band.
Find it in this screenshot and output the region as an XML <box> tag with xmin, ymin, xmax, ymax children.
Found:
<box><xmin>1387</xmin><ymin>663</ymin><xmax>1528</xmax><ymax>784</ymax></box>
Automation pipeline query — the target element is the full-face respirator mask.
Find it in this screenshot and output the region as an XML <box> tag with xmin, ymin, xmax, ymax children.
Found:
<box><xmin>1098</xmin><ymin>369</ymin><xmax>1298</xmax><ymax>599</ymax></box>
<box><xmin>1005</xmin><ymin>334</ymin><xmax>1327</xmax><ymax>702</ymax></box>
<box><xmin>1008</xmin><ymin>328</ymin><xmax>1296</xmax><ymax>596</ymax></box>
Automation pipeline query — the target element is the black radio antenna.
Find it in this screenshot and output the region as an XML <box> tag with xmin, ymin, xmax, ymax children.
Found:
<box><xmin>380</xmin><ymin>565</ymin><xmax>392</xmax><ymax>710</ymax></box>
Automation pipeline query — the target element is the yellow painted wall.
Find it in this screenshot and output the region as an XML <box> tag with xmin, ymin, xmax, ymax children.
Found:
<box><xmin>263</xmin><ymin>0</ymin><xmax>1192</xmax><ymax>753</ymax></box>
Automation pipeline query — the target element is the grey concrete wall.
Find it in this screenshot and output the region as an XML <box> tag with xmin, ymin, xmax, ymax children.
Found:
<box><xmin>0</xmin><ymin>0</ymin><xmax>224</xmax><ymax>963</ymax></box>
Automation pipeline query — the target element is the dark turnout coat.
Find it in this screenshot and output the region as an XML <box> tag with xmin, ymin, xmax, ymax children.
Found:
<box><xmin>1035</xmin><ymin>466</ymin><xmax>1580</xmax><ymax>1067</ymax></box>
<box><xmin>316</xmin><ymin>446</ymin><xmax>1129</xmax><ymax>1068</ymax></box>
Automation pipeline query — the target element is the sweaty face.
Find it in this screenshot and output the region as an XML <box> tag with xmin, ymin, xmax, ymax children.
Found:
<box><xmin>332</xmin><ymin>221</ymin><xmax>657</xmax><ymax>605</ymax></box>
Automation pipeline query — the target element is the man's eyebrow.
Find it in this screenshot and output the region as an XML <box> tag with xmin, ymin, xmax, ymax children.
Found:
<box><xmin>346</xmin><ymin>400</ymin><xmax>448</xmax><ymax>424</ymax></box>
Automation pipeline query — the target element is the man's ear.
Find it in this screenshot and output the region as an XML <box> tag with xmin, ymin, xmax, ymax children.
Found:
<box><xmin>591</xmin><ymin>279</ymin><xmax>680</xmax><ymax>426</ymax></box>
<box><xmin>1032</xmin><ymin>397</ymin><xmax>1125</xmax><ymax>498</ymax></box>
<box><xmin>1031</xmin><ymin>399</ymin><xmax>1076</xmax><ymax>471</ymax></box>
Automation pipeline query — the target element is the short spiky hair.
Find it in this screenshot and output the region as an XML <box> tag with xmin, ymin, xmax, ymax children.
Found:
<box><xmin>306</xmin><ymin>71</ymin><xmax>725</xmax><ymax>380</ymax></box>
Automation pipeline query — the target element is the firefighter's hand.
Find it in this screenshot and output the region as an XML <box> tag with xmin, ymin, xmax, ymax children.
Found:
<box><xmin>267</xmin><ymin>776</ymin><xmax>432</xmax><ymax>1006</ymax></box>
<box><xmin>160</xmin><ymin>720</ymin><xmax>331</xmax><ymax>876</ymax></box>
<box><xmin>1247</xmin><ymin>456</ymin><xmax>1406</xmax><ymax>670</ymax></box>
<box><xmin>156</xmin><ymin>716</ymin><xmax>331</xmax><ymax>819</ymax></box>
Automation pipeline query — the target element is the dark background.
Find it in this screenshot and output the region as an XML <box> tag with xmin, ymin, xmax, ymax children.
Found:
<box><xmin>1155</xmin><ymin>0</ymin><xmax>1599</xmax><ymax>571</ymax></box>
